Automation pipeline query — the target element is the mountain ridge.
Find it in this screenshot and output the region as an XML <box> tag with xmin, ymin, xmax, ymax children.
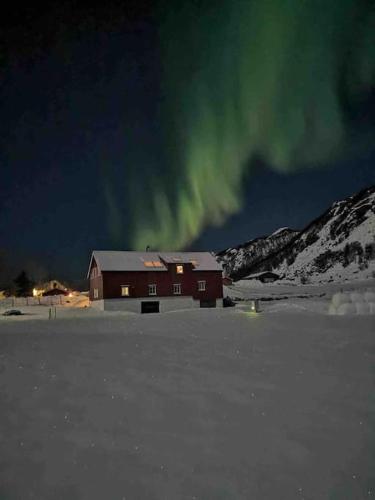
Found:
<box><xmin>217</xmin><ymin>185</ymin><xmax>375</xmax><ymax>284</ymax></box>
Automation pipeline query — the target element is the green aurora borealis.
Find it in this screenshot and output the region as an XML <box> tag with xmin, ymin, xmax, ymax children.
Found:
<box><xmin>129</xmin><ymin>0</ymin><xmax>374</xmax><ymax>250</ymax></box>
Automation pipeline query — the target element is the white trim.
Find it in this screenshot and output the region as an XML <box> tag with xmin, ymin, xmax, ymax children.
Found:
<box><xmin>198</xmin><ymin>280</ymin><xmax>206</xmax><ymax>291</ymax></box>
<box><xmin>148</xmin><ymin>284</ymin><xmax>157</xmax><ymax>296</ymax></box>
<box><xmin>173</xmin><ymin>283</ymin><xmax>181</xmax><ymax>295</ymax></box>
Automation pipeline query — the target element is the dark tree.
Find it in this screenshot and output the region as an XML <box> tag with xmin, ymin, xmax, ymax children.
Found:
<box><xmin>365</xmin><ymin>243</ymin><xmax>375</xmax><ymax>261</ymax></box>
<box><xmin>14</xmin><ymin>271</ymin><xmax>34</xmax><ymax>297</ymax></box>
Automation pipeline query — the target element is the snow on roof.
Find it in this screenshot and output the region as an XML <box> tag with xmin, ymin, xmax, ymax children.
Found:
<box><xmin>88</xmin><ymin>251</ymin><xmax>222</xmax><ymax>277</ymax></box>
<box><xmin>158</xmin><ymin>252</ymin><xmax>222</xmax><ymax>270</ymax></box>
<box><xmin>89</xmin><ymin>251</ymin><xmax>167</xmax><ymax>275</ymax></box>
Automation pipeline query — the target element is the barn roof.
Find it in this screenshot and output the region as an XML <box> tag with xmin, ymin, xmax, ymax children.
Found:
<box><xmin>88</xmin><ymin>251</ymin><xmax>222</xmax><ymax>277</ymax></box>
<box><xmin>158</xmin><ymin>252</ymin><xmax>221</xmax><ymax>270</ymax></box>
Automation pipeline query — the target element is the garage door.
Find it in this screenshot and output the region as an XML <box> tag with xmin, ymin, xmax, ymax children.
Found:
<box><xmin>200</xmin><ymin>299</ymin><xmax>216</xmax><ymax>308</ymax></box>
<box><xmin>141</xmin><ymin>301</ymin><xmax>160</xmax><ymax>314</ymax></box>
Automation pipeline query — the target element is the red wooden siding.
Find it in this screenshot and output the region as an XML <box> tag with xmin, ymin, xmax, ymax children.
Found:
<box><xmin>89</xmin><ymin>259</ymin><xmax>222</xmax><ymax>301</ymax></box>
<box><xmin>89</xmin><ymin>258</ymin><xmax>103</xmax><ymax>301</ymax></box>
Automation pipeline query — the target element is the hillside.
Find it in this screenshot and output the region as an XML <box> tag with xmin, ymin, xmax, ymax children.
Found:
<box><xmin>217</xmin><ymin>228</ymin><xmax>299</xmax><ymax>281</ymax></box>
<box><xmin>218</xmin><ymin>186</ymin><xmax>375</xmax><ymax>284</ymax></box>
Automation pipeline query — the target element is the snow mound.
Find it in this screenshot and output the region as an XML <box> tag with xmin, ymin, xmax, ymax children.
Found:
<box><xmin>329</xmin><ymin>289</ymin><xmax>375</xmax><ymax>315</ymax></box>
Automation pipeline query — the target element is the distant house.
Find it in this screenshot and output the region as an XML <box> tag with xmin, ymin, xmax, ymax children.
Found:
<box><xmin>87</xmin><ymin>251</ymin><xmax>223</xmax><ymax>313</ymax></box>
<box><xmin>34</xmin><ymin>280</ymin><xmax>69</xmax><ymax>297</ymax></box>
<box><xmin>42</xmin><ymin>287</ymin><xmax>69</xmax><ymax>297</ymax></box>
<box><xmin>245</xmin><ymin>271</ymin><xmax>279</xmax><ymax>283</ymax></box>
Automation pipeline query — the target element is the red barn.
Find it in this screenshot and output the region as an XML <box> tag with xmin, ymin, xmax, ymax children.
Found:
<box><xmin>87</xmin><ymin>251</ymin><xmax>223</xmax><ymax>313</ymax></box>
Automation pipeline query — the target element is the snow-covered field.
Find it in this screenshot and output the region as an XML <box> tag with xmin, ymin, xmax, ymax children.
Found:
<box><xmin>0</xmin><ymin>302</ymin><xmax>374</xmax><ymax>499</ymax></box>
<box><xmin>225</xmin><ymin>279</ymin><xmax>375</xmax><ymax>315</ymax></box>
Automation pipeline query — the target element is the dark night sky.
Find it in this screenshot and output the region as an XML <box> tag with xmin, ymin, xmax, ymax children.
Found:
<box><xmin>1</xmin><ymin>1</ymin><xmax>374</xmax><ymax>283</ymax></box>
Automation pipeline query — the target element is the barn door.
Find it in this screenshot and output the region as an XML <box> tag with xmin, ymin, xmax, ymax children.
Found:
<box><xmin>141</xmin><ymin>301</ymin><xmax>160</xmax><ymax>314</ymax></box>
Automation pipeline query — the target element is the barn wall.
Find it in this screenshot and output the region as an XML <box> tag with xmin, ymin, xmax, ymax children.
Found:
<box><xmin>190</xmin><ymin>270</ymin><xmax>223</xmax><ymax>300</ymax></box>
<box><xmin>88</xmin><ymin>258</ymin><xmax>103</xmax><ymax>301</ymax></box>
<box><xmin>98</xmin><ymin>296</ymin><xmax>197</xmax><ymax>313</ymax></box>
<box><xmin>102</xmin><ymin>267</ymin><xmax>223</xmax><ymax>301</ymax></box>
<box><xmin>159</xmin><ymin>296</ymin><xmax>196</xmax><ymax>312</ymax></box>
<box><xmin>101</xmin><ymin>298</ymin><xmax>141</xmax><ymax>313</ymax></box>
<box><xmin>90</xmin><ymin>299</ymin><xmax>104</xmax><ymax>310</ymax></box>
<box><xmin>92</xmin><ymin>296</ymin><xmax>223</xmax><ymax>312</ymax></box>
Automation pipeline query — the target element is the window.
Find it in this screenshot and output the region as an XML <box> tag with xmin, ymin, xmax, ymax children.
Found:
<box><xmin>121</xmin><ymin>285</ymin><xmax>130</xmax><ymax>297</ymax></box>
<box><xmin>144</xmin><ymin>261</ymin><xmax>163</xmax><ymax>268</ymax></box>
<box><xmin>198</xmin><ymin>280</ymin><xmax>206</xmax><ymax>291</ymax></box>
<box><xmin>176</xmin><ymin>264</ymin><xmax>184</xmax><ymax>274</ymax></box>
<box><xmin>173</xmin><ymin>283</ymin><xmax>181</xmax><ymax>295</ymax></box>
<box><xmin>93</xmin><ymin>288</ymin><xmax>99</xmax><ymax>299</ymax></box>
<box><xmin>148</xmin><ymin>284</ymin><xmax>157</xmax><ymax>296</ymax></box>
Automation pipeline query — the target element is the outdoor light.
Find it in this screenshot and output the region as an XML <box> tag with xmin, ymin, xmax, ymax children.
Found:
<box><xmin>249</xmin><ymin>300</ymin><xmax>259</xmax><ymax>313</ymax></box>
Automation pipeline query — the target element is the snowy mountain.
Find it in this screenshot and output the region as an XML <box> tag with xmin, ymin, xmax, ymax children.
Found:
<box><xmin>217</xmin><ymin>186</ymin><xmax>375</xmax><ymax>284</ymax></box>
<box><xmin>216</xmin><ymin>227</ymin><xmax>299</xmax><ymax>281</ymax></box>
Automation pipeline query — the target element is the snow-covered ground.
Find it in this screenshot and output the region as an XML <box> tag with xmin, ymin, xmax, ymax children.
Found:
<box><xmin>1</xmin><ymin>279</ymin><xmax>374</xmax><ymax>323</ymax></box>
<box><xmin>225</xmin><ymin>279</ymin><xmax>375</xmax><ymax>315</ymax></box>
<box><xmin>0</xmin><ymin>305</ymin><xmax>374</xmax><ymax>498</ymax></box>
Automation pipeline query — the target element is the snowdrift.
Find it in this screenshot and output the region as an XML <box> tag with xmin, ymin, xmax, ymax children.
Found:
<box><xmin>329</xmin><ymin>290</ymin><xmax>375</xmax><ymax>315</ymax></box>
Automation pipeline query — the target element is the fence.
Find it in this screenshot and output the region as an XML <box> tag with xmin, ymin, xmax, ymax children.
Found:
<box><xmin>0</xmin><ymin>295</ymin><xmax>70</xmax><ymax>308</ymax></box>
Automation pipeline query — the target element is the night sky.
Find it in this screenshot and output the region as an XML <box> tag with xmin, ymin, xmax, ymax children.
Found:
<box><xmin>1</xmin><ymin>1</ymin><xmax>374</xmax><ymax>284</ymax></box>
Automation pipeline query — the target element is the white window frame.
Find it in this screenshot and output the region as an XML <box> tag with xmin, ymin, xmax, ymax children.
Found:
<box><xmin>176</xmin><ymin>264</ymin><xmax>184</xmax><ymax>274</ymax></box>
<box><xmin>198</xmin><ymin>280</ymin><xmax>206</xmax><ymax>291</ymax></box>
<box><xmin>93</xmin><ymin>288</ymin><xmax>99</xmax><ymax>299</ymax></box>
<box><xmin>173</xmin><ymin>283</ymin><xmax>181</xmax><ymax>295</ymax></box>
<box><xmin>121</xmin><ymin>285</ymin><xmax>130</xmax><ymax>297</ymax></box>
<box><xmin>148</xmin><ymin>284</ymin><xmax>157</xmax><ymax>296</ymax></box>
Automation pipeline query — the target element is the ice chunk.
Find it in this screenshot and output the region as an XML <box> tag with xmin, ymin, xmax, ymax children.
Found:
<box><xmin>351</xmin><ymin>292</ymin><xmax>365</xmax><ymax>303</ymax></box>
<box><xmin>356</xmin><ymin>302</ymin><xmax>370</xmax><ymax>315</ymax></box>
<box><xmin>337</xmin><ymin>303</ymin><xmax>357</xmax><ymax>315</ymax></box>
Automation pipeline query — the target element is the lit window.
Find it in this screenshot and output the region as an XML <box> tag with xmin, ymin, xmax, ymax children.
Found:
<box><xmin>148</xmin><ymin>284</ymin><xmax>157</xmax><ymax>296</ymax></box>
<box><xmin>121</xmin><ymin>285</ymin><xmax>130</xmax><ymax>297</ymax></box>
<box><xmin>198</xmin><ymin>280</ymin><xmax>206</xmax><ymax>291</ymax></box>
<box><xmin>144</xmin><ymin>261</ymin><xmax>163</xmax><ymax>268</ymax></box>
<box><xmin>93</xmin><ymin>288</ymin><xmax>99</xmax><ymax>299</ymax></box>
<box><xmin>176</xmin><ymin>265</ymin><xmax>184</xmax><ymax>274</ymax></box>
<box><xmin>173</xmin><ymin>283</ymin><xmax>181</xmax><ymax>295</ymax></box>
